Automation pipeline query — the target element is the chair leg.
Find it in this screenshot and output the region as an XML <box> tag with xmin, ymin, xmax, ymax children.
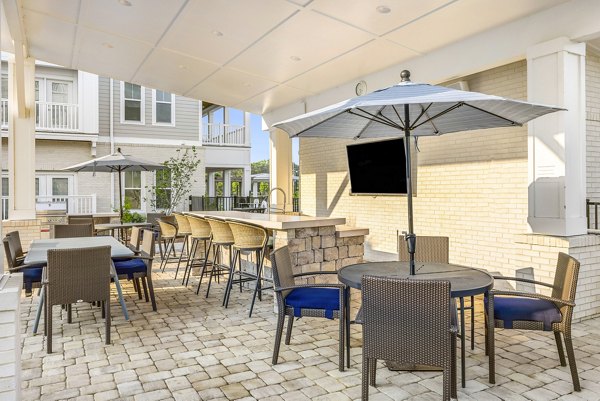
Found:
<box><xmin>174</xmin><ymin>235</ymin><xmax>189</xmax><ymax>279</ymax></box>
<box><xmin>224</xmin><ymin>248</ymin><xmax>239</xmax><ymax>308</ymax></box>
<box><xmin>146</xmin><ymin>276</ymin><xmax>157</xmax><ymax>312</ymax></box>
<box><xmin>134</xmin><ymin>278</ymin><xmax>143</xmax><ymax>300</ymax></box>
<box><xmin>67</xmin><ymin>304</ymin><xmax>72</xmax><ymax>324</ymax></box>
<box><xmin>205</xmin><ymin>244</ymin><xmax>221</xmax><ymax>298</ymax></box>
<box><xmin>362</xmin><ymin>355</ymin><xmax>370</xmax><ymax>401</ymax></box>
<box><xmin>33</xmin><ymin>286</ymin><xmax>45</xmax><ymax>334</ymax></box>
<box><xmin>141</xmin><ymin>276</ymin><xmax>149</xmax><ymax>302</ymax></box>
<box><xmin>249</xmin><ymin>249</ymin><xmax>265</xmax><ymax>317</ymax></box>
<box><xmin>183</xmin><ymin>238</ymin><xmax>198</xmax><ymax>286</ymax></box>
<box><xmin>284</xmin><ymin>315</ymin><xmax>294</xmax><ymax>345</ymax></box>
<box><xmin>554</xmin><ymin>330</ymin><xmax>567</xmax><ymax>366</ymax></box>
<box><xmin>160</xmin><ymin>237</ymin><xmax>174</xmax><ymax>272</ymax></box>
<box><xmin>563</xmin><ymin>330</ymin><xmax>581</xmax><ymax>391</ymax></box>
<box><xmin>112</xmin><ymin>275</ymin><xmax>129</xmax><ymax>321</ymax></box>
<box><xmin>272</xmin><ymin>309</ymin><xmax>286</xmax><ymax>365</ymax></box>
<box><xmin>104</xmin><ymin>300</ymin><xmax>111</xmax><ymax>345</ymax></box>
<box><xmin>196</xmin><ymin>238</ymin><xmax>213</xmax><ymax>295</ymax></box>
<box><xmin>443</xmin><ymin>363</ymin><xmax>451</xmax><ymax>401</ymax></box>
<box><xmin>369</xmin><ymin>359</ymin><xmax>376</xmax><ymax>386</ymax></box>
<box><xmin>46</xmin><ymin>303</ymin><xmax>53</xmax><ymax>354</ymax></box>
<box><xmin>451</xmin><ymin>332</ymin><xmax>457</xmax><ymax>399</ymax></box>
<box><xmin>158</xmin><ymin>237</ymin><xmax>164</xmax><ymax>260</ymax></box>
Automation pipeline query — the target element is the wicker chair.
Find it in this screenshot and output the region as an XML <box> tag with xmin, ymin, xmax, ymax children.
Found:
<box><xmin>67</xmin><ymin>215</ymin><xmax>95</xmax><ymax>233</ymax></box>
<box><xmin>270</xmin><ymin>246</ymin><xmax>347</xmax><ymax>371</ymax></box>
<box><xmin>158</xmin><ymin>218</ymin><xmax>179</xmax><ymax>272</ymax></box>
<box><xmin>53</xmin><ymin>224</ymin><xmax>93</xmax><ymax>238</ymax></box>
<box><xmin>203</xmin><ymin>217</ymin><xmax>235</xmax><ymax>299</ymax></box>
<box><xmin>182</xmin><ymin>215</ymin><xmax>212</xmax><ymax>287</ymax></box>
<box><xmin>3</xmin><ymin>232</ymin><xmax>45</xmax><ymax>295</ymax></box>
<box><xmin>113</xmin><ymin>229</ymin><xmax>157</xmax><ymax>311</ymax></box>
<box><xmin>146</xmin><ymin>212</ymin><xmax>165</xmax><ymax>257</ymax></box>
<box><xmin>173</xmin><ymin>212</ymin><xmax>193</xmax><ymax>279</ymax></box>
<box><xmin>44</xmin><ymin>246</ymin><xmax>112</xmax><ymax>353</ymax></box>
<box><xmin>361</xmin><ymin>275</ymin><xmax>457</xmax><ymax>400</ymax></box>
<box><xmin>224</xmin><ymin>220</ymin><xmax>271</xmax><ymax>317</ymax></box>
<box><xmin>486</xmin><ymin>252</ymin><xmax>581</xmax><ymax>391</ymax></box>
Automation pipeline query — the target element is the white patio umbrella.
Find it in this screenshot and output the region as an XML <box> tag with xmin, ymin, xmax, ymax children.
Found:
<box><xmin>273</xmin><ymin>70</ymin><xmax>564</xmax><ymax>275</ymax></box>
<box><xmin>63</xmin><ymin>148</ymin><xmax>166</xmax><ymax>222</ymax></box>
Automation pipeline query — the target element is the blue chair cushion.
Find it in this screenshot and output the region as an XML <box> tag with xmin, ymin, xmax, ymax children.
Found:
<box><xmin>22</xmin><ymin>265</ymin><xmax>44</xmax><ymax>283</ymax></box>
<box><xmin>285</xmin><ymin>287</ymin><xmax>340</xmax><ymax>319</ymax></box>
<box><xmin>485</xmin><ymin>295</ymin><xmax>562</xmax><ymax>331</ymax></box>
<box><xmin>113</xmin><ymin>259</ymin><xmax>147</xmax><ymax>279</ymax></box>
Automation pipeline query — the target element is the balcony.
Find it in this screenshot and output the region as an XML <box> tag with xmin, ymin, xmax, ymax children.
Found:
<box><xmin>202</xmin><ymin>123</ymin><xmax>247</xmax><ymax>146</ymax></box>
<box><xmin>1</xmin><ymin>100</ymin><xmax>79</xmax><ymax>132</ymax></box>
<box><xmin>1</xmin><ymin>194</ymin><xmax>96</xmax><ymax>220</ymax></box>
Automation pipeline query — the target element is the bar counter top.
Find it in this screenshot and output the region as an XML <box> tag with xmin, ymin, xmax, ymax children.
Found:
<box><xmin>187</xmin><ymin>211</ymin><xmax>346</xmax><ymax>230</ymax></box>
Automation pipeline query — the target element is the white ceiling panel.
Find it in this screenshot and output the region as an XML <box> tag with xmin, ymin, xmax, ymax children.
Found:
<box><xmin>79</xmin><ymin>0</ymin><xmax>185</xmax><ymax>45</ymax></box>
<box><xmin>22</xmin><ymin>0</ymin><xmax>80</xmax><ymax>23</ymax></box>
<box><xmin>385</xmin><ymin>0</ymin><xmax>568</xmax><ymax>53</ymax></box>
<box><xmin>311</xmin><ymin>0</ymin><xmax>453</xmax><ymax>36</ymax></box>
<box><xmin>236</xmin><ymin>84</ymin><xmax>312</xmax><ymax>115</ymax></box>
<box><xmin>23</xmin><ymin>11</ymin><xmax>77</xmax><ymax>67</ymax></box>
<box><xmin>286</xmin><ymin>39</ymin><xmax>418</xmax><ymax>93</ymax></box>
<box><xmin>228</xmin><ymin>10</ymin><xmax>373</xmax><ymax>83</ymax></box>
<box><xmin>132</xmin><ymin>49</ymin><xmax>220</xmax><ymax>95</ymax></box>
<box><xmin>74</xmin><ymin>27</ymin><xmax>152</xmax><ymax>83</ymax></box>
<box><xmin>161</xmin><ymin>0</ymin><xmax>298</xmax><ymax>65</ymax></box>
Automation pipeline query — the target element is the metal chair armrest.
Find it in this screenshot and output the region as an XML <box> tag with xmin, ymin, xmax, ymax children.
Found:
<box><xmin>489</xmin><ymin>289</ymin><xmax>575</xmax><ymax>307</ymax></box>
<box><xmin>292</xmin><ymin>271</ymin><xmax>339</xmax><ymax>278</ymax></box>
<box><xmin>275</xmin><ymin>283</ymin><xmax>346</xmax><ymax>292</ymax></box>
<box><xmin>492</xmin><ymin>275</ymin><xmax>555</xmax><ymax>289</ymax></box>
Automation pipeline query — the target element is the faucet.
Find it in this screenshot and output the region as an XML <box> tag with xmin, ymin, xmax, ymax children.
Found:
<box><xmin>267</xmin><ymin>187</ymin><xmax>287</xmax><ymax>214</ymax></box>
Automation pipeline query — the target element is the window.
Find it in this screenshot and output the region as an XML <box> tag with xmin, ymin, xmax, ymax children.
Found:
<box><xmin>124</xmin><ymin>171</ymin><xmax>142</xmax><ymax>209</ymax></box>
<box><xmin>1</xmin><ymin>75</ymin><xmax>7</xmax><ymax>126</ymax></box>
<box><xmin>155</xmin><ymin>170</ymin><xmax>172</xmax><ymax>210</ymax></box>
<box><xmin>121</xmin><ymin>82</ymin><xmax>144</xmax><ymax>124</ymax></box>
<box><xmin>153</xmin><ymin>90</ymin><xmax>174</xmax><ymax>125</ymax></box>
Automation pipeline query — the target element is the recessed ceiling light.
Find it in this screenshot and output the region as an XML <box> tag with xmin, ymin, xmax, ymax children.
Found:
<box><xmin>376</xmin><ymin>5</ymin><xmax>391</xmax><ymax>13</ymax></box>
<box><xmin>243</xmin><ymin>82</ymin><xmax>252</xmax><ymax>87</ymax></box>
<box><xmin>178</xmin><ymin>64</ymin><xmax>187</xmax><ymax>70</ymax></box>
<box><xmin>102</xmin><ymin>42</ymin><xmax>114</xmax><ymax>49</ymax></box>
<box><xmin>211</xmin><ymin>30</ymin><xmax>223</xmax><ymax>37</ymax></box>
<box><xmin>290</xmin><ymin>56</ymin><xmax>301</xmax><ymax>62</ymax></box>
<box><xmin>118</xmin><ymin>0</ymin><xmax>132</xmax><ymax>6</ymax></box>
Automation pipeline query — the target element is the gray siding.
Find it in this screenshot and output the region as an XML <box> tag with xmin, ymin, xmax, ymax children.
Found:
<box><xmin>98</xmin><ymin>76</ymin><xmax>110</xmax><ymax>138</ymax></box>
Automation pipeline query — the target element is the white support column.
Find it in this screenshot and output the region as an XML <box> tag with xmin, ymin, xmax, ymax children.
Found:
<box><xmin>527</xmin><ymin>38</ymin><xmax>586</xmax><ymax>236</ymax></box>
<box><xmin>242</xmin><ymin>166</ymin><xmax>251</xmax><ymax>196</ymax></box>
<box><xmin>244</xmin><ymin>111</ymin><xmax>251</xmax><ymax>146</ymax></box>
<box><xmin>77</xmin><ymin>71</ymin><xmax>99</xmax><ymax>134</ymax></box>
<box><xmin>269</xmin><ymin>127</ymin><xmax>293</xmax><ymax>212</ymax></box>
<box><xmin>8</xmin><ymin>56</ymin><xmax>36</xmax><ymax>220</ymax></box>
<box><xmin>223</xmin><ymin>170</ymin><xmax>232</xmax><ymax>197</ymax></box>
<box><xmin>252</xmin><ymin>181</ymin><xmax>258</xmax><ymax>197</ymax></box>
<box><xmin>207</xmin><ymin>172</ymin><xmax>216</xmax><ymax>197</ymax></box>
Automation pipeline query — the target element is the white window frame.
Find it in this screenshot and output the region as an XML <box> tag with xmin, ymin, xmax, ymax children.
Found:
<box><xmin>120</xmin><ymin>81</ymin><xmax>145</xmax><ymax>125</ymax></box>
<box><xmin>153</xmin><ymin>170</ymin><xmax>173</xmax><ymax>211</ymax></box>
<box><xmin>152</xmin><ymin>89</ymin><xmax>175</xmax><ymax>126</ymax></box>
<box><xmin>122</xmin><ymin>171</ymin><xmax>146</xmax><ymax>212</ymax></box>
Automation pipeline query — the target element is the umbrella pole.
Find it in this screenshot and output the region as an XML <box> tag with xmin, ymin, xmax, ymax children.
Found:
<box><xmin>404</xmin><ymin>104</ymin><xmax>416</xmax><ymax>275</ymax></box>
<box><xmin>118</xmin><ymin>169</ymin><xmax>123</xmax><ymax>223</ymax></box>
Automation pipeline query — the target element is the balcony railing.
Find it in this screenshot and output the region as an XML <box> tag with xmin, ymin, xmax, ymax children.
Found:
<box><xmin>1</xmin><ymin>194</ymin><xmax>96</xmax><ymax>220</ymax></box>
<box><xmin>1</xmin><ymin>100</ymin><xmax>79</xmax><ymax>132</ymax></box>
<box><xmin>202</xmin><ymin>123</ymin><xmax>247</xmax><ymax>146</ymax></box>
<box><xmin>189</xmin><ymin>195</ymin><xmax>299</xmax><ymax>213</ymax></box>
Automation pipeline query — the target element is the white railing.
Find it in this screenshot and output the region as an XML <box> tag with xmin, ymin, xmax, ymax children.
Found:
<box><xmin>0</xmin><ymin>100</ymin><xmax>79</xmax><ymax>132</ymax></box>
<box><xmin>35</xmin><ymin>194</ymin><xmax>96</xmax><ymax>215</ymax></box>
<box><xmin>203</xmin><ymin>123</ymin><xmax>247</xmax><ymax>146</ymax></box>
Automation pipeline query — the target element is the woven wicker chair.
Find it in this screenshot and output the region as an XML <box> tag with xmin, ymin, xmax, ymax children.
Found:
<box><xmin>67</xmin><ymin>215</ymin><xmax>95</xmax><ymax>234</ymax></box>
<box><xmin>486</xmin><ymin>252</ymin><xmax>581</xmax><ymax>391</ymax></box>
<box><xmin>270</xmin><ymin>246</ymin><xmax>347</xmax><ymax>371</ymax></box>
<box><xmin>113</xmin><ymin>229</ymin><xmax>157</xmax><ymax>311</ymax></box>
<box><xmin>182</xmin><ymin>215</ymin><xmax>212</xmax><ymax>287</ymax></box>
<box><xmin>158</xmin><ymin>218</ymin><xmax>179</xmax><ymax>272</ymax></box>
<box><xmin>3</xmin><ymin>232</ymin><xmax>45</xmax><ymax>295</ymax></box>
<box><xmin>44</xmin><ymin>246</ymin><xmax>112</xmax><ymax>353</ymax></box>
<box><xmin>361</xmin><ymin>275</ymin><xmax>457</xmax><ymax>401</ymax></box>
<box><xmin>146</xmin><ymin>212</ymin><xmax>166</xmax><ymax>258</ymax></box>
<box><xmin>127</xmin><ymin>226</ymin><xmax>142</xmax><ymax>253</ymax></box>
<box><xmin>173</xmin><ymin>212</ymin><xmax>193</xmax><ymax>279</ymax></box>
<box><xmin>224</xmin><ymin>220</ymin><xmax>271</xmax><ymax>317</ymax></box>
<box><xmin>53</xmin><ymin>224</ymin><xmax>93</xmax><ymax>238</ymax></box>
<box><xmin>203</xmin><ymin>217</ymin><xmax>235</xmax><ymax>298</ymax></box>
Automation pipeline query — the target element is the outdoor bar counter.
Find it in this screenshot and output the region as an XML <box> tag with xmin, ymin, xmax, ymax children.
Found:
<box><xmin>187</xmin><ymin>211</ymin><xmax>369</xmax><ymax>277</ymax></box>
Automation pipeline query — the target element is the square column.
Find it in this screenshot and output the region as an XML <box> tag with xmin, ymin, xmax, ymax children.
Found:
<box><xmin>269</xmin><ymin>127</ymin><xmax>293</xmax><ymax>212</ymax></box>
<box><xmin>207</xmin><ymin>172</ymin><xmax>216</xmax><ymax>197</ymax></box>
<box><xmin>223</xmin><ymin>170</ymin><xmax>232</xmax><ymax>197</ymax></box>
<box><xmin>527</xmin><ymin>38</ymin><xmax>586</xmax><ymax>236</ymax></box>
<box><xmin>242</xmin><ymin>166</ymin><xmax>251</xmax><ymax>196</ymax></box>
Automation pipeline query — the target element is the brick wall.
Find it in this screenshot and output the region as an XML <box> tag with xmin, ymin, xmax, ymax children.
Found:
<box><xmin>587</xmin><ymin>48</ymin><xmax>600</xmax><ymax>202</ymax></box>
<box><xmin>2</xmin><ymin>219</ymin><xmax>42</xmax><ymax>252</ymax></box>
<box><xmin>0</xmin><ymin>274</ymin><xmax>22</xmax><ymax>401</ymax></box>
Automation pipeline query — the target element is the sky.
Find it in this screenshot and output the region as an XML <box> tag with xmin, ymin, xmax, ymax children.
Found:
<box><xmin>249</xmin><ymin>114</ymin><xmax>299</xmax><ymax>164</ymax></box>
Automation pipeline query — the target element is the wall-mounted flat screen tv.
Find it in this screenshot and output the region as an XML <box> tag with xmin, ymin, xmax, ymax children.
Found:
<box><xmin>346</xmin><ymin>138</ymin><xmax>407</xmax><ymax>195</ymax></box>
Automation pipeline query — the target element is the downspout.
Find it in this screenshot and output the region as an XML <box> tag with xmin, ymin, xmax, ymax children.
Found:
<box><xmin>109</xmin><ymin>78</ymin><xmax>115</xmax><ymax>211</ymax></box>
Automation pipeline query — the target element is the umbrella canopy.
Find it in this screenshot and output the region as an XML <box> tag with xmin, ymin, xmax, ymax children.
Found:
<box><xmin>273</xmin><ymin>70</ymin><xmax>564</xmax><ymax>274</ymax></box>
<box><xmin>63</xmin><ymin>148</ymin><xmax>166</xmax><ymax>222</ymax></box>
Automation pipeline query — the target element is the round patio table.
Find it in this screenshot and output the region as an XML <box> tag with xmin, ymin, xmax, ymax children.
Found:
<box><xmin>338</xmin><ymin>261</ymin><xmax>493</xmax><ymax>387</ymax></box>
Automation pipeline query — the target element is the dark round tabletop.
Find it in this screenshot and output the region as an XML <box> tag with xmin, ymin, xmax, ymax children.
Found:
<box><xmin>338</xmin><ymin>261</ymin><xmax>494</xmax><ymax>298</ymax></box>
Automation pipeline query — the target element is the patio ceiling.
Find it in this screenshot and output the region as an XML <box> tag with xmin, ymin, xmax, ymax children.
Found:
<box><xmin>1</xmin><ymin>0</ymin><xmax>567</xmax><ymax>115</ymax></box>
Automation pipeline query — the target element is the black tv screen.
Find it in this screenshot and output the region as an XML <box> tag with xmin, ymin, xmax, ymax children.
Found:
<box><xmin>346</xmin><ymin>138</ymin><xmax>407</xmax><ymax>195</ymax></box>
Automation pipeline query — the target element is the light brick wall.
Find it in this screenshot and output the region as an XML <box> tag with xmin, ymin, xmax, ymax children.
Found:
<box><xmin>2</xmin><ymin>219</ymin><xmax>42</xmax><ymax>252</ymax></box>
<box><xmin>587</xmin><ymin>48</ymin><xmax>600</xmax><ymax>202</ymax></box>
<box><xmin>0</xmin><ymin>274</ymin><xmax>22</xmax><ymax>401</ymax></box>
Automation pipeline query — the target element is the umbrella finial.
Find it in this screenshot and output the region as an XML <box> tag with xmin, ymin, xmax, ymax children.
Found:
<box><xmin>400</xmin><ymin>70</ymin><xmax>411</xmax><ymax>82</ymax></box>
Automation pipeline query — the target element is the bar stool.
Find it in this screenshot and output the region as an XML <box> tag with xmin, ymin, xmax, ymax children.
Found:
<box><xmin>203</xmin><ymin>217</ymin><xmax>235</xmax><ymax>298</ymax></box>
<box><xmin>182</xmin><ymin>215</ymin><xmax>212</xmax><ymax>287</ymax></box>
<box><xmin>158</xmin><ymin>218</ymin><xmax>179</xmax><ymax>272</ymax></box>
<box><xmin>173</xmin><ymin>212</ymin><xmax>192</xmax><ymax>279</ymax></box>
<box><xmin>224</xmin><ymin>220</ymin><xmax>271</xmax><ymax>317</ymax></box>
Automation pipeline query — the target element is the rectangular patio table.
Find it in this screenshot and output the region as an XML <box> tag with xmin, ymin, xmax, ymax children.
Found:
<box><xmin>25</xmin><ymin>236</ymin><xmax>135</xmax><ymax>331</ymax></box>
<box><xmin>338</xmin><ymin>261</ymin><xmax>494</xmax><ymax>388</ymax></box>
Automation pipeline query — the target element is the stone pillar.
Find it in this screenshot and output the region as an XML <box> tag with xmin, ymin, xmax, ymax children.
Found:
<box><xmin>223</xmin><ymin>170</ymin><xmax>232</xmax><ymax>197</ymax></box>
<box><xmin>8</xmin><ymin>56</ymin><xmax>36</xmax><ymax>220</ymax></box>
<box><xmin>252</xmin><ymin>181</ymin><xmax>258</xmax><ymax>197</ymax></box>
<box><xmin>244</xmin><ymin>111</ymin><xmax>251</xmax><ymax>146</ymax></box>
<box><xmin>207</xmin><ymin>172</ymin><xmax>216</xmax><ymax>197</ymax></box>
<box><xmin>269</xmin><ymin>127</ymin><xmax>293</xmax><ymax>212</ymax></box>
<box><xmin>242</xmin><ymin>166</ymin><xmax>251</xmax><ymax>196</ymax></box>
<box><xmin>527</xmin><ymin>38</ymin><xmax>586</xmax><ymax>236</ymax></box>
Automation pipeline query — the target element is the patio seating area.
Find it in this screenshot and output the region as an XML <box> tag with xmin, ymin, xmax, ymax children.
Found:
<box><xmin>18</xmin><ymin>260</ymin><xmax>600</xmax><ymax>401</ymax></box>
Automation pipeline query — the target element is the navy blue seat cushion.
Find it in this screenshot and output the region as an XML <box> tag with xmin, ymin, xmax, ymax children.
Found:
<box><xmin>285</xmin><ymin>287</ymin><xmax>340</xmax><ymax>319</ymax></box>
<box><xmin>22</xmin><ymin>265</ymin><xmax>44</xmax><ymax>283</ymax></box>
<box><xmin>113</xmin><ymin>259</ymin><xmax>147</xmax><ymax>279</ymax></box>
<box><xmin>485</xmin><ymin>295</ymin><xmax>562</xmax><ymax>331</ymax></box>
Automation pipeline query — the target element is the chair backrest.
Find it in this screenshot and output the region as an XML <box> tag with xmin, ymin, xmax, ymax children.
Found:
<box><xmin>205</xmin><ymin>217</ymin><xmax>234</xmax><ymax>244</ymax></box>
<box><xmin>46</xmin><ymin>246</ymin><xmax>111</xmax><ymax>305</ymax></box>
<box><xmin>146</xmin><ymin>212</ymin><xmax>165</xmax><ymax>227</ymax></box>
<box><xmin>227</xmin><ymin>220</ymin><xmax>268</xmax><ymax>249</ymax></box>
<box><xmin>173</xmin><ymin>212</ymin><xmax>192</xmax><ymax>234</ymax></box>
<box><xmin>398</xmin><ymin>235</ymin><xmax>449</xmax><ymax>263</ymax></box>
<box><xmin>552</xmin><ymin>252</ymin><xmax>581</xmax><ymax>316</ymax></box>
<box><xmin>3</xmin><ymin>235</ymin><xmax>19</xmax><ymax>269</ymax></box>
<box><xmin>129</xmin><ymin>226</ymin><xmax>141</xmax><ymax>250</ymax></box>
<box><xmin>140</xmin><ymin>228</ymin><xmax>156</xmax><ymax>258</ymax></box>
<box><xmin>158</xmin><ymin>218</ymin><xmax>177</xmax><ymax>238</ymax></box>
<box><xmin>187</xmin><ymin>215</ymin><xmax>212</xmax><ymax>239</ymax></box>
<box><xmin>270</xmin><ymin>246</ymin><xmax>296</xmax><ymax>299</ymax></box>
<box><xmin>362</xmin><ymin>275</ymin><xmax>452</xmax><ymax>366</ymax></box>
<box><xmin>5</xmin><ymin>231</ymin><xmax>24</xmax><ymax>261</ymax></box>
<box><xmin>68</xmin><ymin>215</ymin><xmax>95</xmax><ymax>226</ymax></box>
<box><xmin>54</xmin><ymin>224</ymin><xmax>93</xmax><ymax>238</ymax></box>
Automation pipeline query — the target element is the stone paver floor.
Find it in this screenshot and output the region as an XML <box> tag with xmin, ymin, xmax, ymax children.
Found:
<box><xmin>19</xmin><ymin>260</ymin><xmax>600</xmax><ymax>400</ymax></box>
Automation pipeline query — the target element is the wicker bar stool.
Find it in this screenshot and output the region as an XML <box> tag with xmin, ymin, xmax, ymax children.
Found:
<box><xmin>224</xmin><ymin>220</ymin><xmax>271</xmax><ymax>317</ymax></box>
<box><xmin>158</xmin><ymin>218</ymin><xmax>179</xmax><ymax>272</ymax></box>
<box><xmin>182</xmin><ymin>215</ymin><xmax>212</xmax><ymax>287</ymax></box>
<box><xmin>173</xmin><ymin>212</ymin><xmax>193</xmax><ymax>279</ymax></box>
<box><xmin>203</xmin><ymin>217</ymin><xmax>235</xmax><ymax>298</ymax></box>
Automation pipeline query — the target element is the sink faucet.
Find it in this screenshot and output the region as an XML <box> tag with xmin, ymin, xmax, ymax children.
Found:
<box><xmin>268</xmin><ymin>187</ymin><xmax>287</xmax><ymax>214</ymax></box>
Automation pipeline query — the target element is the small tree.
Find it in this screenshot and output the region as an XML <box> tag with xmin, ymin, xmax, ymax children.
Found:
<box><xmin>146</xmin><ymin>146</ymin><xmax>201</xmax><ymax>214</ymax></box>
